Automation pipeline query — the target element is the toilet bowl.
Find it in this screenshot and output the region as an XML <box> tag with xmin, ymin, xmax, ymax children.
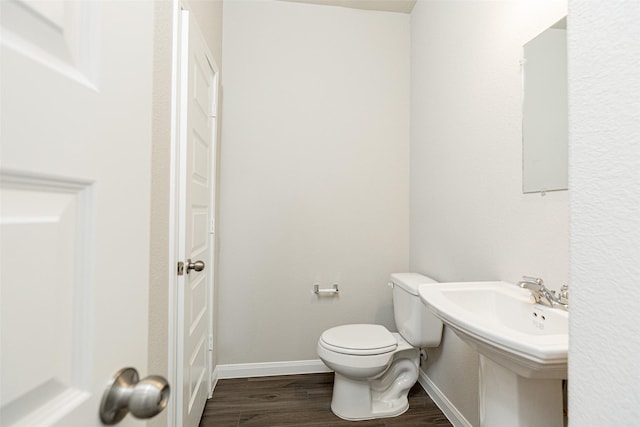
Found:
<box><xmin>317</xmin><ymin>273</ymin><xmax>444</xmax><ymax>421</ymax></box>
<box><xmin>318</xmin><ymin>324</ymin><xmax>419</xmax><ymax>420</ymax></box>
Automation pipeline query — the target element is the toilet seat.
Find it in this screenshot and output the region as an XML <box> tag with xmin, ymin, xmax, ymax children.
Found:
<box><xmin>320</xmin><ymin>324</ymin><xmax>397</xmax><ymax>356</ymax></box>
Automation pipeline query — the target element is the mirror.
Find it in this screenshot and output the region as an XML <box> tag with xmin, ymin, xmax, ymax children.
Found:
<box><xmin>522</xmin><ymin>18</ymin><xmax>568</xmax><ymax>194</ymax></box>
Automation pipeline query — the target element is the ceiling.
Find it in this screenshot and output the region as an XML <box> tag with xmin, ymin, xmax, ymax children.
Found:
<box><xmin>280</xmin><ymin>0</ymin><xmax>417</xmax><ymax>14</ymax></box>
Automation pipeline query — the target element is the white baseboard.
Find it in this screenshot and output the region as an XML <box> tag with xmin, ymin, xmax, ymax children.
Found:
<box><xmin>209</xmin><ymin>366</ymin><xmax>220</xmax><ymax>398</ymax></box>
<box><xmin>418</xmin><ymin>369</ymin><xmax>473</xmax><ymax>427</ymax></box>
<box><xmin>215</xmin><ymin>359</ymin><xmax>332</xmax><ymax>380</ymax></box>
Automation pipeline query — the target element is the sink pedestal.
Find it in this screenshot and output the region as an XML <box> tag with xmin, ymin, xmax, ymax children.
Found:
<box><xmin>479</xmin><ymin>355</ymin><xmax>563</xmax><ymax>427</ymax></box>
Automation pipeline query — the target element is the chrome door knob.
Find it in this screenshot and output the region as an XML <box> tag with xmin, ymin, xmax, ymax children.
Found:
<box><xmin>100</xmin><ymin>367</ymin><xmax>170</xmax><ymax>424</ymax></box>
<box><xmin>186</xmin><ymin>259</ymin><xmax>205</xmax><ymax>273</ymax></box>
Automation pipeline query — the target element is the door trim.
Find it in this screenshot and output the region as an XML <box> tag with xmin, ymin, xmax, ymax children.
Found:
<box><xmin>166</xmin><ymin>2</ymin><xmax>182</xmax><ymax>426</ymax></box>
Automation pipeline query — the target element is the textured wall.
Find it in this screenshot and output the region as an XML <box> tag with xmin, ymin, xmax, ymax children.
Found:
<box><xmin>148</xmin><ymin>3</ymin><xmax>173</xmax><ymax>426</ymax></box>
<box><xmin>568</xmin><ymin>1</ymin><xmax>640</xmax><ymax>424</ymax></box>
<box><xmin>218</xmin><ymin>0</ymin><xmax>410</xmax><ymax>364</ymax></box>
<box><xmin>410</xmin><ymin>1</ymin><xmax>567</xmax><ymax>424</ymax></box>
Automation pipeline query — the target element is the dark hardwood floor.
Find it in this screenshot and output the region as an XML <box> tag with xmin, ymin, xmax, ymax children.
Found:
<box><xmin>199</xmin><ymin>373</ymin><xmax>453</xmax><ymax>427</ymax></box>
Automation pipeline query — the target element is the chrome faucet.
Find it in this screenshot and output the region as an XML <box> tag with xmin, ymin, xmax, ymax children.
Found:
<box><xmin>517</xmin><ymin>276</ymin><xmax>545</xmax><ymax>302</ymax></box>
<box><xmin>517</xmin><ymin>276</ymin><xmax>569</xmax><ymax>311</ymax></box>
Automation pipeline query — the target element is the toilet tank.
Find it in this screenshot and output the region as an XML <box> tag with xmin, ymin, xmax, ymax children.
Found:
<box><xmin>390</xmin><ymin>273</ymin><xmax>443</xmax><ymax>348</ymax></box>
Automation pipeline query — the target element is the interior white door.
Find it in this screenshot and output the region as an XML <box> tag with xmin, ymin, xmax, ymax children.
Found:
<box><xmin>176</xmin><ymin>9</ymin><xmax>218</xmax><ymax>427</ymax></box>
<box><xmin>1</xmin><ymin>1</ymin><xmax>154</xmax><ymax>426</ymax></box>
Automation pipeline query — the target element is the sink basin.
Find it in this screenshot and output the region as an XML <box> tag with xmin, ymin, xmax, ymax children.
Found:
<box><xmin>419</xmin><ymin>281</ymin><xmax>568</xmax><ymax>427</ymax></box>
<box><xmin>418</xmin><ymin>281</ymin><xmax>567</xmax><ymax>379</ymax></box>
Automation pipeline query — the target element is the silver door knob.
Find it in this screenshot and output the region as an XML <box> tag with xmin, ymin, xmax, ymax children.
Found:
<box><xmin>100</xmin><ymin>367</ymin><xmax>170</xmax><ymax>424</ymax></box>
<box><xmin>186</xmin><ymin>259</ymin><xmax>205</xmax><ymax>273</ymax></box>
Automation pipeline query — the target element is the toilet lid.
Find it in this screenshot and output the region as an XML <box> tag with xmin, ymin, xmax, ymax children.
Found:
<box><xmin>320</xmin><ymin>324</ymin><xmax>397</xmax><ymax>355</ymax></box>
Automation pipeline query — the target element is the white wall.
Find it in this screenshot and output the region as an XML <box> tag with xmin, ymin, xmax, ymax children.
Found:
<box><xmin>218</xmin><ymin>0</ymin><xmax>410</xmax><ymax>364</ymax></box>
<box><xmin>568</xmin><ymin>1</ymin><xmax>640</xmax><ymax>424</ymax></box>
<box><xmin>410</xmin><ymin>1</ymin><xmax>567</xmax><ymax>424</ymax></box>
<box><xmin>184</xmin><ymin>0</ymin><xmax>223</xmax><ymax>66</ymax></box>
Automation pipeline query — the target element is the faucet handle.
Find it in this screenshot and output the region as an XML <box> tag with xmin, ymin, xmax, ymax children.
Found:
<box><xmin>559</xmin><ymin>284</ymin><xmax>569</xmax><ymax>303</ymax></box>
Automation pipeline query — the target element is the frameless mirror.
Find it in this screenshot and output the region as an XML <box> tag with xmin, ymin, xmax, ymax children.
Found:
<box><xmin>522</xmin><ymin>17</ymin><xmax>568</xmax><ymax>194</ymax></box>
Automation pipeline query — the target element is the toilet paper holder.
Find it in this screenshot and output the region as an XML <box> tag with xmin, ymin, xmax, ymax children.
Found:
<box><xmin>314</xmin><ymin>284</ymin><xmax>339</xmax><ymax>295</ymax></box>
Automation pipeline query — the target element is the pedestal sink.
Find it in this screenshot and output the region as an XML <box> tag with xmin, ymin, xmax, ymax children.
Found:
<box><xmin>418</xmin><ymin>281</ymin><xmax>568</xmax><ymax>427</ymax></box>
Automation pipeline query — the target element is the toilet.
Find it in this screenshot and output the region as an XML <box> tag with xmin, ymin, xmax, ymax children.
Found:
<box><xmin>317</xmin><ymin>273</ymin><xmax>443</xmax><ymax>421</ymax></box>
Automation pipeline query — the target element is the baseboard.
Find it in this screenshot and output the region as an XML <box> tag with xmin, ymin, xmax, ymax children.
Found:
<box><xmin>216</xmin><ymin>359</ymin><xmax>332</xmax><ymax>380</ymax></box>
<box><xmin>418</xmin><ymin>369</ymin><xmax>473</xmax><ymax>427</ymax></box>
<box><xmin>209</xmin><ymin>365</ymin><xmax>220</xmax><ymax>398</ymax></box>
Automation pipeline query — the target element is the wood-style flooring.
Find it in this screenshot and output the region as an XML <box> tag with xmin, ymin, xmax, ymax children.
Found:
<box><xmin>199</xmin><ymin>373</ymin><xmax>453</xmax><ymax>427</ymax></box>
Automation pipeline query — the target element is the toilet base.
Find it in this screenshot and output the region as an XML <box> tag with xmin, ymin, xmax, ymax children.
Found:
<box><xmin>331</xmin><ymin>373</ymin><xmax>410</xmax><ymax>421</ymax></box>
<box><xmin>329</xmin><ymin>348</ymin><xmax>419</xmax><ymax>421</ymax></box>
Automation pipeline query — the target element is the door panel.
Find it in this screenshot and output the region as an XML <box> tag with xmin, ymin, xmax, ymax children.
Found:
<box><xmin>0</xmin><ymin>176</ymin><xmax>92</xmax><ymax>426</ymax></box>
<box><xmin>177</xmin><ymin>9</ymin><xmax>218</xmax><ymax>427</ymax></box>
<box><xmin>1</xmin><ymin>1</ymin><xmax>153</xmax><ymax>425</ymax></box>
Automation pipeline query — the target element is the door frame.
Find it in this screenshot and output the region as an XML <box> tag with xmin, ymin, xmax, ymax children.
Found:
<box><xmin>167</xmin><ymin>1</ymin><xmax>220</xmax><ymax>425</ymax></box>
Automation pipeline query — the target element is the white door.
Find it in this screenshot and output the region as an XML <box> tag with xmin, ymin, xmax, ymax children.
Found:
<box><xmin>1</xmin><ymin>1</ymin><xmax>154</xmax><ymax>426</ymax></box>
<box><xmin>176</xmin><ymin>9</ymin><xmax>218</xmax><ymax>427</ymax></box>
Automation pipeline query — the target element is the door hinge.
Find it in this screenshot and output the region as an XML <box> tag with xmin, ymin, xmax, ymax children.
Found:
<box><xmin>177</xmin><ymin>261</ymin><xmax>185</xmax><ymax>276</ymax></box>
<box><xmin>210</xmin><ymin>218</ymin><xmax>215</xmax><ymax>234</ymax></box>
<box><xmin>208</xmin><ymin>334</ymin><xmax>213</xmax><ymax>351</ymax></box>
